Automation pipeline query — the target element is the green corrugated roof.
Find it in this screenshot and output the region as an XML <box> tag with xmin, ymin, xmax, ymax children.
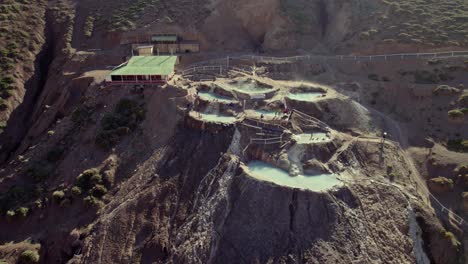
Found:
<box><xmin>111</xmin><ymin>56</ymin><xmax>177</xmax><ymax>76</ymax></box>
<box><xmin>151</xmin><ymin>35</ymin><xmax>177</xmax><ymax>42</ymax></box>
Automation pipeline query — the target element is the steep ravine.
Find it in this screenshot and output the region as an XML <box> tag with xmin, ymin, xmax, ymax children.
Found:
<box><xmin>0</xmin><ymin>12</ymin><xmax>54</xmax><ymax>163</ymax></box>
<box><xmin>0</xmin><ymin>7</ymin><xmax>63</xmax><ymax>163</ymax></box>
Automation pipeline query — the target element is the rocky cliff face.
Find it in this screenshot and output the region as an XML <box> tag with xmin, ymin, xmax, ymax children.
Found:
<box><xmin>1</xmin><ymin>1</ymin><xmax>467</xmax><ymax>263</ymax></box>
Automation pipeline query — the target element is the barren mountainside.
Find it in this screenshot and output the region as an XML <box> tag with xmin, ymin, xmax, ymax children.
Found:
<box><xmin>0</xmin><ymin>0</ymin><xmax>468</xmax><ymax>264</ymax></box>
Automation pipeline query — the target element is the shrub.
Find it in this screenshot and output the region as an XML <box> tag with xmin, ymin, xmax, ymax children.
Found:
<box><xmin>71</xmin><ymin>186</ymin><xmax>82</xmax><ymax>196</ymax></box>
<box><xmin>95</xmin><ymin>98</ymin><xmax>145</xmax><ymax>149</ymax></box>
<box><xmin>91</xmin><ymin>185</ymin><xmax>107</xmax><ymax>198</ymax></box>
<box><xmin>76</xmin><ymin>169</ymin><xmax>102</xmax><ymax>191</ymax></box>
<box><xmin>428</xmin><ymin>59</ymin><xmax>442</xmax><ymax>65</ymax></box>
<box><xmin>84</xmin><ymin>16</ymin><xmax>95</xmax><ymax>37</ymax></box>
<box><xmin>0</xmin><ymin>120</ymin><xmax>5</xmax><ymax>133</ymax></box>
<box><xmin>1</xmin><ymin>89</ymin><xmax>13</xmax><ymax>99</ymax></box>
<box><xmin>429</xmin><ymin>177</ymin><xmax>454</xmax><ymax>189</ymax></box>
<box><xmin>455</xmin><ymin>165</ymin><xmax>468</xmax><ymax>175</ymax></box>
<box><xmin>443</xmin><ymin>231</ymin><xmax>461</xmax><ymax>249</ymax></box>
<box><xmin>0</xmin><ymin>98</ymin><xmax>7</xmax><ymax>111</ymax></box>
<box><xmin>448</xmin><ymin>109</ymin><xmax>464</xmax><ymax>119</ymax></box>
<box><xmin>415</xmin><ymin>70</ymin><xmax>440</xmax><ymax>84</ymax></box>
<box><xmin>6</xmin><ymin>210</ymin><xmax>15</xmax><ymax>218</ymax></box>
<box><xmin>433</xmin><ymin>85</ymin><xmax>460</xmax><ymax>95</ymax></box>
<box><xmin>447</xmin><ymin>139</ymin><xmax>468</xmax><ymax>152</ymax></box>
<box><xmin>83</xmin><ymin>195</ymin><xmax>99</xmax><ymax>207</ymax></box>
<box><xmin>16</xmin><ymin>207</ymin><xmax>29</xmax><ymax>218</ymax></box>
<box><xmin>462</xmin><ymin>192</ymin><xmax>468</xmax><ymax>199</ymax></box>
<box><xmin>71</xmin><ymin>105</ymin><xmax>92</xmax><ymax>125</ymax></box>
<box><xmin>27</xmin><ymin>161</ymin><xmax>54</xmax><ymax>182</ymax></box>
<box><xmin>52</xmin><ymin>191</ymin><xmax>65</xmax><ymax>203</ymax></box>
<box><xmin>459</xmin><ymin>94</ymin><xmax>468</xmax><ymax>107</ymax></box>
<box><xmin>19</xmin><ymin>249</ymin><xmax>40</xmax><ymax>263</ymax></box>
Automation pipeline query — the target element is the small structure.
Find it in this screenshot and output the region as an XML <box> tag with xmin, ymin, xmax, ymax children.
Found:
<box><xmin>179</xmin><ymin>40</ymin><xmax>200</xmax><ymax>53</ymax></box>
<box><xmin>152</xmin><ymin>34</ymin><xmax>200</xmax><ymax>54</ymax></box>
<box><xmin>135</xmin><ymin>45</ymin><xmax>154</xmax><ymax>56</ymax></box>
<box><xmin>106</xmin><ymin>56</ymin><xmax>178</xmax><ymax>84</ymax></box>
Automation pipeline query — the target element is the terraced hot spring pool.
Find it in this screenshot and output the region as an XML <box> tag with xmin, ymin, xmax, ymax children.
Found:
<box><xmin>198</xmin><ymin>91</ymin><xmax>237</xmax><ymax>103</ymax></box>
<box><xmin>246</xmin><ymin>109</ymin><xmax>278</xmax><ymax>119</ymax></box>
<box><xmin>197</xmin><ymin>113</ymin><xmax>237</xmax><ymax>124</ymax></box>
<box><xmin>246</xmin><ymin>161</ymin><xmax>342</xmax><ymax>192</ymax></box>
<box><xmin>225</xmin><ymin>81</ymin><xmax>275</xmax><ymax>94</ymax></box>
<box><xmin>293</xmin><ymin>133</ymin><xmax>331</xmax><ymax>144</ymax></box>
<box><xmin>288</xmin><ymin>92</ymin><xmax>325</xmax><ymax>102</ymax></box>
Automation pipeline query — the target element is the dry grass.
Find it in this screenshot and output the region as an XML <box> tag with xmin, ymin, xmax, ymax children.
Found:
<box><xmin>381</xmin><ymin>0</ymin><xmax>468</xmax><ymax>46</ymax></box>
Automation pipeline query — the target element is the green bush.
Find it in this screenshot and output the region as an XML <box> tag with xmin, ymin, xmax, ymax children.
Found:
<box><xmin>447</xmin><ymin>139</ymin><xmax>468</xmax><ymax>152</ymax></box>
<box><xmin>71</xmin><ymin>105</ymin><xmax>92</xmax><ymax>125</ymax></box>
<box><xmin>71</xmin><ymin>186</ymin><xmax>82</xmax><ymax>196</ymax></box>
<box><xmin>443</xmin><ymin>231</ymin><xmax>461</xmax><ymax>249</ymax></box>
<box><xmin>76</xmin><ymin>168</ymin><xmax>102</xmax><ymax>191</ymax></box>
<box><xmin>16</xmin><ymin>207</ymin><xmax>29</xmax><ymax>218</ymax></box>
<box><xmin>0</xmin><ymin>98</ymin><xmax>7</xmax><ymax>111</ymax></box>
<box><xmin>430</xmin><ymin>177</ymin><xmax>454</xmax><ymax>188</ymax></box>
<box><xmin>448</xmin><ymin>109</ymin><xmax>464</xmax><ymax>119</ymax></box>
<box><xmin>6</xmin><ymin>210</ymin><xmax>15</xmax><ymax>218</ymax></box>
<box><xmin>95</xmin><ymin>98</ymin><xmax>145</xmax><ymax>149</ymax></box>
<box><xmin>84</xmin><ymin>16</ymin><xmax>95</xmax><ymax>37</ymax></box>
<box><xmin>0</xmin><ymin>120</ymin><xmax>5</xmax><ymax>133</ymax></box>
<box><xmin>459</xmin><ymin>94</ymin><xmax>468</xmax><ymax>107</ymax></box>
<box><xmin>91</xmin><ymin>185</ymin><xmax>107</xmax><ymax>198</ymax></box>
<box><xmin>27</xmin><ymin>161</ymin><xmax>54</xmax><ymax>182</ymax></box>
<box><xmin>52</xmin><ymin>191</ymin><xmax>65</xmax><ymax>203</ymax></box>
<box><xmin>428</xmin><ymin>59</ymin><xmax>442</xmax><ymax>65</ymax></box>
<box><xmin>0</xmin><ymin>186</ymin><xmax>33</xmax><ymax>214</ymax></box>
<box><xmin>19</xmin><ymin>249</ymin><xmax>40</xmax><ymax>263</ymax></box>
<box><xmin>83</xmin><ymin>195</ymin><xmax>100</xmax><ymax>208</ymax></box>
<box><xmin>415</xmin><ymin>70</ymin><xmax>440</xmax><ymax>84</ymax></box>
<box><xmin>433</xmin><ymin>85</ymin><xmax>460</xmax><ymax>95</ymax></box>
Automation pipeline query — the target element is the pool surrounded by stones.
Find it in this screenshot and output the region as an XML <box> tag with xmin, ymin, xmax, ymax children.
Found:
<box><xmin>246</xmin><ymin>161</ymin><xmax>342</xmax><ymax>192</ymax></box>
<box><xmin>288</xmin><ymin>92</ymin><xmax>325</xmax><ymax>102</ymax></box>
<box><xmin>194</xmin><ymin>112</ymin><xmax>238</xmax><ymax>124</ymax></box>
<box><xmin>198</xmin><ymin>91</ymin><xmax>238</xmax><ymax>104</ymax></box>
<box><xmin>293</xmin><ymin>133</ymin><xmax>331</xmax><ymax>144</ymax></box>
<box><xmin>245</xmin><ymin>109</ymin><xmax>278</xmax><ymax>120</ymax></box>
<box><xmin>223</xmin><ymin>81</ymin><xmax>275</xmax><ymax>94</ymax></box>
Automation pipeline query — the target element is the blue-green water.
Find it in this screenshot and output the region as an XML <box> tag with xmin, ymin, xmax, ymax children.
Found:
<box><xmin>198</xmin><ymin>91</ymin><xmax>237</xmax><ymax>103</ymax></box>
<box><xmin>293</xmin><ymin>133</ymin><xmax>331</xmax><ymax>144</ymax></box>
<box><xmin>246</xmin><ymin>161</ymin><xmax>341</xmax><ymax>192</ymax></box>
<box><xmin>198</xmin><ymin>113</ymin><xmax>237</xmax><ymax>124</ymax></box>
<box><xmin>288</xmin><ymin>92</ymin><xmax>324</xmax><ymax>102</ymax></box>
<box><xmin>225</xmin><ymin>82</ymin><xmax>275</xmax><ymax>94</ymax></box>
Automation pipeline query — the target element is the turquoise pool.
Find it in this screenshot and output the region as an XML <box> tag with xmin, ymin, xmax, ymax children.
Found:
<box><xmin>246</xmin><ymin>161</ymin><xmax>342</xmax><ymax>192</ymax></box>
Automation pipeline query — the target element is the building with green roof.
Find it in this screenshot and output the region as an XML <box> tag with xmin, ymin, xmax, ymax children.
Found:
<box><xmin>107</xmin><ymin>56</ymin><xmax>178</xmax><ymax>84</ymax></box>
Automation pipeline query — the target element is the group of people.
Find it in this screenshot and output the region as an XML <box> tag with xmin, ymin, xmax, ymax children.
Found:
<box><xmin>259</xmin><ymin>107</ymin><xmax>292</xmax><ymax>121</ymax></box>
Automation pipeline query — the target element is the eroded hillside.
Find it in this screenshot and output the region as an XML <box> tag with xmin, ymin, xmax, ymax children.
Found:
<box><xmin>0</xmin><ymin>0</ymin><xmax>467</xmax><ymax>263</ymax></box>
